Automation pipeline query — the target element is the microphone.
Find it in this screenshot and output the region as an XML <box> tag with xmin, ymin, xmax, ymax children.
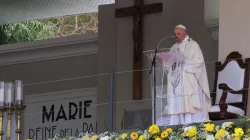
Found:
<box><xmin>156</xmin><ymin>36</ymin><xmax>177</xmax><ymax>50</ymax></box>
<box><xmin>149</xmin><ymin>35</ymin><xmax>176</xmax><ymax>74</ymax></box>
<box><xmin>174</xmin><ymin>36</ymin><xmax>178</xmax><ymax>40</ymax></box>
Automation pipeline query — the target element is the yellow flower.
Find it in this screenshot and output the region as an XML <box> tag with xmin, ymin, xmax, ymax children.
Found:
<box><xmin>148</xmin><ymin>124</ymin><xmax>160</xmax><ymax>135</ymax></box>
<box><xmin>191</xmin><ymin>137</ymin><xmax>196</xmax><ymax>140</ymax></box>
<box><xmin>155</xmin><ymin>136</ymin><xmax>161</xmax><ymax>140</ymax></box>
<box><xmin>82</xmin><ymin>136</ymin><xmax>89</xmax><ymax>140</ymax></box>
<box><xmin>121</xmin><ymin>133</ymin><xmax>128</xmax><ymax>139</ymax></box>
<box><xmin>233</xmin><ymin>136</ymin><xmax>241</xmax><ymax>140</ymax></box>
<box><xmin>130</xmin><ymin>132</ymin><xmax>139</xmax><ymax>140</ymax></box>
<box><xmin>247</xmin><ymin>128</ymin><xmax>250</xmax><ymax>132</ymax></box>
<box><xmin>188</xmin><ymin>127</ymin><xmax>197</xmax><ymax>137</ymax></box>
<box><xmin>161</xmin><ymin>131</ymin><xmax>168</xmax><ymax>138</ymax></box>
<box><xmin>227</xmin><ymin>122</ymin><xmax>233</xmax><ymax>127</ymax></box>
<box><xmin>138</xmin><ymin>135</ymin><xmax>144</xmax><ymax>140</ymax></box>
<box><xmin>234</xmin><ymin>128</ymin><xmax>244</xmax><ymax>137</ymax></box>
<box><xmin>204</xmin><ymin>123</ymin><xmax>215</xmax><ymax>132</ymax></box>
<box><xmin>166</xmin><ymin>128</ymin><xmax>173</xmax><ymax>133</ymax></box>
<box><xmin>115</xmin><ymin>138</ymin><xmax>119</xmax><ymax>140</ymax></box>
<box><xmin>215</xmin><ymin>129</ymin><xmax>227</xmax><ymax>139</ymax></box>
<box><xmin>91</xmin><ymin>135</ymin><xmax>98</xmax><ymax>140</ymax></box>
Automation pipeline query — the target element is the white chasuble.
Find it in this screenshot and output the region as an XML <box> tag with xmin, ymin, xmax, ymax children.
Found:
<box><xmin>164</xmin><ymin>36</ymin><xmax>211</xmax><ymax>125</ymax></box>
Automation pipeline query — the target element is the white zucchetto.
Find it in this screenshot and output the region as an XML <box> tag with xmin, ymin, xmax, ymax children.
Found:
<box><xmin>175</xmin><ymin>24</ymin><xmax>187</xmax><ymax>30</ymax></box>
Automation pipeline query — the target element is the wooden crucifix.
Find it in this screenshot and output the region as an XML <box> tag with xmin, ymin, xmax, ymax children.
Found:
<box><xmin>115</xmin><ymin>0</ymin><xmax>163</xmax><ymax>100</ymax></box>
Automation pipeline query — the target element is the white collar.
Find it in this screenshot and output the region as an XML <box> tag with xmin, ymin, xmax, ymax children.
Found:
<box><xmin>183</xmin><ymin>35</ymin><xmax>189</xmax><ymax>41</ymax></box>
<box><xmin>178</xmin><ymin>35</ymin><xmax>189</xmax><ymax>44</ymax></box>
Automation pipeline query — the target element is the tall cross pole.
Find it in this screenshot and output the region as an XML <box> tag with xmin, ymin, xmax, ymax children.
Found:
<box><xmin>115</xmin><ymin>0</ymin><xmax>162</xmax><ymax>100</ymax></box>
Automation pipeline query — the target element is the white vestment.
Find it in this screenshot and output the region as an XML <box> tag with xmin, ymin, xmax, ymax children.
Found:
<box><xmin>157</xmin><ymin>36</ymin><xmax>211</xmax><ymax>126</ymax></box>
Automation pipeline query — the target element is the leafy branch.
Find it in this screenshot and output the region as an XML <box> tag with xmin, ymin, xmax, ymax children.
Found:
<box><xmin>0</xmin><ymin>12</ymin><xmax>98</xmax><ymax>45</ymax></box>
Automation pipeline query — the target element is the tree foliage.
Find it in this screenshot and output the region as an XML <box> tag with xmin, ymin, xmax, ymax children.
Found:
<box><xmin>5</xmin><ymin>20</ymin><xmax>57</xmax><ymax>44</ymax></box>
<box><xmin>52</xmin><ymin>13</ymin><xmax>98</xmax><ymax>37</ymax></box>
<box><xmin>0</xmin><ymin>12</ymin><xmax>98</xmax><ymax>45</ymax></box>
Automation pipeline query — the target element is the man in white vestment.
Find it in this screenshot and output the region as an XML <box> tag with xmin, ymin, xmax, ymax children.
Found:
<box><xmin>163</xmin><ymin>24</ymin><xmax>211</xmax><ymax>125</ymax></box>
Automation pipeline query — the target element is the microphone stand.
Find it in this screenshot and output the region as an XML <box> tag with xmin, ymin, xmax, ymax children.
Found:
<box><xmin>149</xmin><ymin>47</ymin><xmax>157</xmax><ymax>125</ymax></box>
<box><xmin>149</xmin><ymin>36</ymin><xmax>176</xmax><ymax>125</ymax></box>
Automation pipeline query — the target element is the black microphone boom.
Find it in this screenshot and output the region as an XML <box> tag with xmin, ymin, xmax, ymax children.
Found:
<box><xmin>149</xmin><ymin>35</ymin><xmax>176</xmax><ymax>74</ymax></box>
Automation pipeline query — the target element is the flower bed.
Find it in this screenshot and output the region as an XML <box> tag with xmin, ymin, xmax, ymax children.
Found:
<box><xmin>48</xmin><ymin>117</ymin><xmax>250</xmax><ymax>140</ymax></box>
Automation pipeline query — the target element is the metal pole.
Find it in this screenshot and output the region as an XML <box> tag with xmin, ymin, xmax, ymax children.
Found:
<box><xmin>109</xmin><ymin>71</ymin><xmax>114</xmax><ymax>131</ymax></box>
<box><xmin>153</xmin><ymin>63</ymin><xmax>156</xmax><ymax>124</ymax></box>
<box><xmin>149</xmin><ymin>48</ymin><xmax>157</xmax><ymax>125</ymax></box>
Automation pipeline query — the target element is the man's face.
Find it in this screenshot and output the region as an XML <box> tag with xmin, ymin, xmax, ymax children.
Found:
<box><xmin>173</xmin><ymin>27</ymin><xmax>187</xmax><ymax>43</ymax></box>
